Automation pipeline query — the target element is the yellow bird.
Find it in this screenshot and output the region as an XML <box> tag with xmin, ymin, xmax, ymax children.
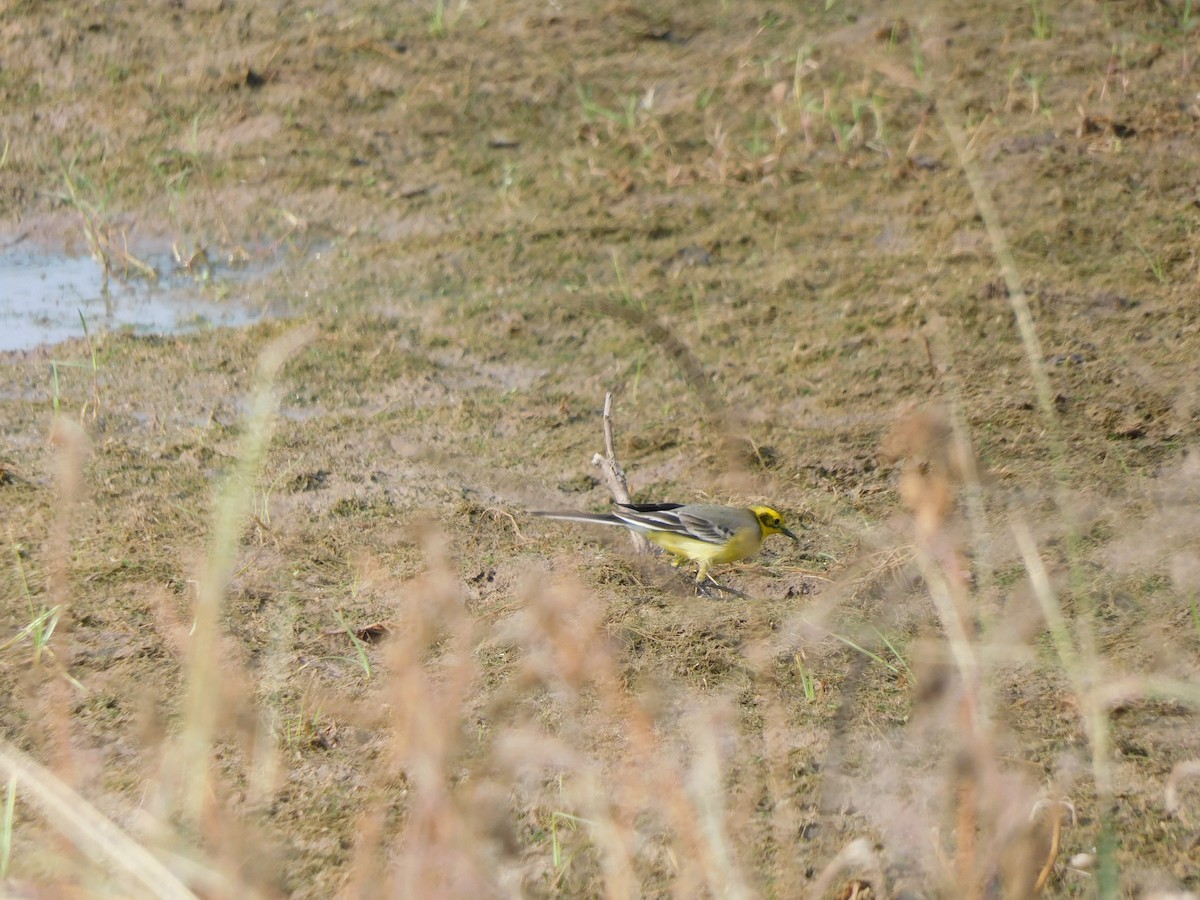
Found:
<box><xmin>532</xmin><ymin>502</ymin><xmax>799</xmax><ymax>594</ymax></box>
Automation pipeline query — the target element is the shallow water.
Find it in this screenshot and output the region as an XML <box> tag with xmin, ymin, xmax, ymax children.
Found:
<box><xmin>0</xmin><ymin>248</ymin><xmax>279</xmax><ymax>352</ymax></box>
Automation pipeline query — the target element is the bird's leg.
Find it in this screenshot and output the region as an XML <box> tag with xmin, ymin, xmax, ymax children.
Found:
<box><xmin>692</xmin><ymin>562</ymin><xmax>747</xmax><ymax>599</ymax></box>
<box><xmin>700</xmin><ymin>575</ymin><xmax>748</xmax><ymax>599</ymax></box>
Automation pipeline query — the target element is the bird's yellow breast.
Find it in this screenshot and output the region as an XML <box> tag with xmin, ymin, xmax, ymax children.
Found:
<box><xmin>645</xmin><ymin>526</ymin><xmax>763</xmax><ymax>566</ymax></box>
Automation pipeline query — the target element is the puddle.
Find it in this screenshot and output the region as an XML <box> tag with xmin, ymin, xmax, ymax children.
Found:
<box><xmin>0</xmin><ymin>247</ymin><xmax>284</xmax><ymax>352</ymax></box>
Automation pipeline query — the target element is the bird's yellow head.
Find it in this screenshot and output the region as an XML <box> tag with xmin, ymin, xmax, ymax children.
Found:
<box><xmin>750</xmin><ymin>506</ymin><xmax>799</xmax><ymax>541</ymax></box>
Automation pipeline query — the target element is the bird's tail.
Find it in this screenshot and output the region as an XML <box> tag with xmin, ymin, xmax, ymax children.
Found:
<box><xmin>529</xmin><ymin>510</ymin><xmax>627</xmax><ymax>528</ymax></box>
<box><xmin>614</xmin><ymin>502</ymin><xmax>684</xmax><ymax>514</ymax></box>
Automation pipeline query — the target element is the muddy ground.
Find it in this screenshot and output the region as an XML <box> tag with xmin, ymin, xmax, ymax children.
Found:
<box><xmin>2</xmin><ymin>1</ymin><xmax>1200</xmax><ymax>897</ymax></box>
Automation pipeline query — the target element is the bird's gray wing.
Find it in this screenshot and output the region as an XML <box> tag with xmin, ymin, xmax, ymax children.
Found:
<box><xmin>613</xmin><ymin>505</ymin><xmax>737</xmax><ymax>545</ymax></box>
<box><xmin>674</xmin><ymin>508</ymin><xmax>741</xmax><ymax>544</ymax></box>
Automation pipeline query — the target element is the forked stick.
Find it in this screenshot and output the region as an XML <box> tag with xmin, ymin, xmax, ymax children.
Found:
<box><xmin>591</xmin><ymin>392</ymin><xmax>651</xmax><ymax>554</ymax></box>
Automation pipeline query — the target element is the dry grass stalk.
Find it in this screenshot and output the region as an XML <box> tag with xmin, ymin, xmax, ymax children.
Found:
<box><xmin>591</xmin><ymin>296</ymin><xmax>747</xmax><ymax>475</ymax></box>
<box><xmin>807</xmin><ymin>838</ymin><xmax>885</xmax><ymax>899</ymax></box>
<box><xmin>168</xmin><ymin>326</ymin><xmax>314</xmax><ymax>825</ymax></box>
<box><xmin>882</xmin><ymin>407</ymin><xmax>990</xmax><ymax>894</ymax></box>
<box><xmin>1165</xmin><ymin>760</ymin><xmax>1200</xmax><ymax>826</ymax></box>
<box><xmin>0</xmin><ymin>740</ymin><xmax>196</xmax><ymax>899</ymax></box>
<box><xmin>46</xmin><ymin>419</ymin><xmax>88</xmax><ymax>625</ymax></box>
<box><xmin>382</xmin><ymin>527</ymin><xmax>495</xmax><ymax>896</ymax></box>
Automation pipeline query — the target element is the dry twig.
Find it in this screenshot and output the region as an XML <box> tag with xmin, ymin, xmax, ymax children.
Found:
<box><xmin>591</xmin><ymin>392</ymin><xmax>651</xmax><ymax>554</ymax></box>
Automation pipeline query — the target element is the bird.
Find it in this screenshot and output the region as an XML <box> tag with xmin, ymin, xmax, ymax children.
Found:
<box><xmin>531</xmin><ymin>501</ymin><xmax>799</xmax><ymax>595</ymax></box>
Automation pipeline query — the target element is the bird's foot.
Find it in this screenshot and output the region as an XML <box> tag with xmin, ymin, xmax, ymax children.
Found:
<box><xmin>696</xmin><ymin>577</ymin><xmax>748</xmax><ymax>600</ymax></box>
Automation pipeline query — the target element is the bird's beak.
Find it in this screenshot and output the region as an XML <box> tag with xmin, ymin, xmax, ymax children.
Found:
<box><xmin>782</xmin><ymin>526</ymin><xmax>799</xmax><ymax>542</ymax></box>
